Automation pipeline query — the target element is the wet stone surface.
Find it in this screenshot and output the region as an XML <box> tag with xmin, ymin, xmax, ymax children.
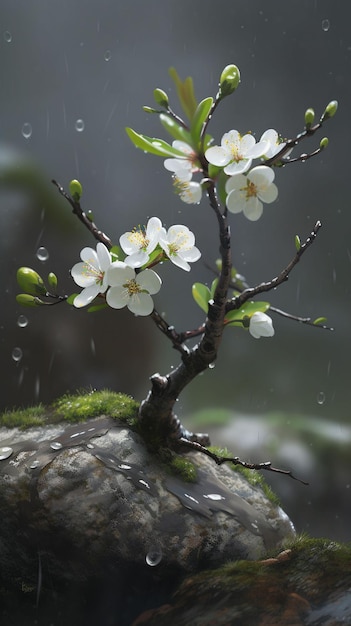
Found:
<box><xmin>0</xmin><ymin>415</ymin><xmax>295</xmax><ymax>624</ymax></box>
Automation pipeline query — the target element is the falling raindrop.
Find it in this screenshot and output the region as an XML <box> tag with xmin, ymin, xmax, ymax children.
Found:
<box><xmin>322</xmin><ymin>19</ymin><xmax>330</xmax><ymax>31</ymax></box>
<box><xmin>75</xmin><ymin>119</ymin><xmax>85</xmax><ymax>132</ymax></box>
<box><xmin>21</xmin><ymin>122</ymin><xmax>32</xmax><ymax>139</ymax></box>
<box><xmin>12</xmin><ymin>347</ymin><xmax>23</xmax><ymax>362</ymax></box>
<box><xmin>0</xmin><ymin>446</ymin><xmax>13</xmax><ymax>460</ymax></box>
<box><xmin>50</xmin><ymin>441</ymin><xmax>63</xmax><ymax>451</ymax></box>
<box><xmin>145</xmin><ymin>545</ymin><xmax>162</xmax><ymax>567</ymax></box>
<box><xmin>317</xmin><ymin>391</ymin><xmax>326</xmax><ymax>405</ymax></box>
<box><xmin>90</xmin><ymin>337</ymin><xmax>96</xmax><ymax>356</ymax></box>
<box><xmin>4</xmin><ymin>31</ymin><xmax>12</xmax><ymax>43</ymax></box>
<box><xmin>36</xmin><ymin>247</ymin><xmax>49</xmax><ymax>262</ymax></box>
<box><xmin>17</xmin><ymin>315</ymin><xmax>28</xmax><ymax>328</ymax></box>
<box><xmin>34</xmin><ymin>375</ymin><xmax>40</xmax><ymax>400</ymax></box>
<box><xmin>104</xmin><ymin>50</ymin><xmax>111</xmax><ymax>61</ymax></box>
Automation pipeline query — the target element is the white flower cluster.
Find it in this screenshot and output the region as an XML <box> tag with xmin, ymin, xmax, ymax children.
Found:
<box><xmin>71</xmin><ymin>218</ymin><xmax>201</xmax><ymax>316</ymax></box>
<box><xmin>164</xmin><ymin>129</ymin><xmax>284</xmax><ymax>221</ymax></box>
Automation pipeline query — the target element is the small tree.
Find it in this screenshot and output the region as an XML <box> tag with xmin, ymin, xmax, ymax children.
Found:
<box><xmin>16</xmin><ymin>65</ymin><xmax>337</xmax><ymax>482</ymax></box>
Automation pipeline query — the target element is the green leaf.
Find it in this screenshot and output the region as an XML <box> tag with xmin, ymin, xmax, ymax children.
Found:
<box><xmin>66</xmin><ymin>293</ymin><xmax>79</xmax><ymax>305</ymax></box>
<box><xmin>192</xmin><ymin>282</ymin><xmax>211</xmax><ymax>313</ymax></box>
<box><xmin>159</xmin><ymin>113</ymin><xmax>192</xmax><ymax>145</ymax></box>
<box><xmin>225</xmin><ymin>301</ymin><xmax>270</xmax><ymax>326</ymax></box>
<box><xmin>141</xmin><ymin>246</ymin><xmax>164</xmax><ymax>269</ymax></box>
<box><xmin>190</xmin><ymin>97</ymin><xmax>213</xmax><ymax>146</ymax></box>
<box><xmin>126</xmin><ymin>128</ymin><xmax>187</xmax><ymax>157</ymax></box>
<box><xmin>210</xmin><ymin>278</ymin><xmax>218</xmax><ymax>298</ymax></box>
<box><xmin>110</xmin><ymin>245</ymin><xmax>124</xmax><ymax>262</ymax></box>
<box><xmin>87</xmin><ymin>303</ymin><xmax>108</xmax><ymax>313</ymax></box>
<box><xmin>169</xmin><ymin>67</ymin><xmax>198</xmax><ymax>121</ymax></box>
<box><xmin>16</xmin><ymin>267</ymin><xmax>47</xmax><ymax>296</ymax></box>
<box><xmin>294</xmin><ymin>235</ymin><xmax>301</xmax><ymax>251</ymax></box>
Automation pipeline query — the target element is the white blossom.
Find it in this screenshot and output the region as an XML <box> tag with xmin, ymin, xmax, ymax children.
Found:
<box><xmin>205</xmin><ymin>130</ymin><xmax>268</xmax><ymax>176</ymax></box>
<box><xmin>106</xmin><ymin>262</ymin><xmax>161</xmax><ymax>316</ymax></box>
<box><xmin>249</xmin><ymin>312</ymin><xmax>275</xmax><ymax>339</ymax></box>
<box><xmin>173</xmin><ymin>176</ymin><xmax>202</xmax><ymax>204</ymax></box>
<box><xmin>225</xmin><ymin>165</ymin><xmax>278</xmax><ymax>221</ymax></box>
<box><xmin>71</xmin><ymin>242</ymin><xmax>112</xmax><ymax>308</ymax></box>
<box><xmin>164</xmin><ymin>140</ymin><xmax>199</xmax><ymax>181</ymax></box>
<box><xmin>119</xmin><ymin>217</ymin><xmax>162</xmax><ymax>268</ymax></box>
<box><xmin>260</xmin><ymin>129</ymin><xmax>286</xmax><ymax>159</ymax></box>
<box><xmin>159</xmin><ymin>224</ymin><xmax>201</xmax><ymax>271</ymax></box>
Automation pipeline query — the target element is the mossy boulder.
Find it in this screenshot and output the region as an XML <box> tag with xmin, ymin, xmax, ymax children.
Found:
<box><xmin>0</xmin><ymin>390</ymin><xmax>295</xmax><ymax>625</ymax></box>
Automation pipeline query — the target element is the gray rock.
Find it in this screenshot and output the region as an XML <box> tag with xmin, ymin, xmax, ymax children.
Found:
<box><xmin>0</xmin><ymin>415</ymin><xmax>295</xmax><ymax>624</ymax></box>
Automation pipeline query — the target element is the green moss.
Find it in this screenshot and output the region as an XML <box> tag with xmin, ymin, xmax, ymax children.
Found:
<box><xmin>52</xmin><ymin>389</ymin><xmax>139</xmax><ymax>426</ymax></box>
<box><xmin>0</xmin><ymin>404</ymin><xmax>46</xmax><ymax>429</ymax></box>
<box><xmin>168</xmin><ymin>454</ymin><xmax>198</xmax><ymax>482</ymax></box>
<box><xmin>0</xmin><ymin>390</ymin><xmax>140</xmax><ymax>430</ymax></box>
<box><xmin>208</xmin><ymin>445</ymin><xmax>280</xmax><ymax>506</ymax></box>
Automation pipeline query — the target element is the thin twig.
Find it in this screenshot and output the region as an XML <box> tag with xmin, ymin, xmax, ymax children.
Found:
<box><xmin>176</xmin><ymin>437</ymin><xmax>309</xmax><ymax>485</ymax></box>
<box><xmin>52</xmin><ymin>180</ymin><xmax>113</xmax><ymax>249</ymax></box>
<box><xmin>228</xmin><ymin>221</ymin><xmax>322</xmax><ymax>311</ymax></box>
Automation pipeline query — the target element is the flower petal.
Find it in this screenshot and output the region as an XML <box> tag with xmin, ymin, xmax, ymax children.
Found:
<box><xmin>205</xmin><ymin>146</ymin><xmax>230</xmax><ymax>167</ymax></box>
<box><xmin>128</xmin><ymin>292</ymin><xmax>154</xmax><ymax>316</ymax></box>
<box><xmin>96</xmin><ymin>242</ymin><xmax>112</xmax><ymax>271</ymax></box>
<box><xmin>107</xmin><ymin>262</ymin><xmax>135</xmax><ymax>286</ymax></box>
<box><xmin>80</xmin><ymin>247</ymin><xmax>99</xmax><ymax>266</ymax></box>
<box><xmin>259</xmin><ymin>183</ymin><xmax>278</xmax><ymax>204</ymax></box>
<box><xmin>224</xmin><ymin>159</ymin><xmax>252</xmax><ymax>176</ymax></box>
<box><xmin>136</xmin><ymin>269</ymin><xmax>162</xmax><ymax>295</ymax></box>
<box><xmin>106</xmin><ymin>285</ymin><xmax>128</xmax><ymax>309</ymax></box>
<box><xmin>243</xmin><ymin>198</ymin><xmax>263</xmax><ymax>221</ymax></box>
<box><xmin>73</xmin><ymin>284</ymin><xmax>100</xmax><ymax>308</ymax></box>
<box><xmin>225</xmin><ymin>174</ymin><xmax>247</xmax><ymax>194</ymax></box>
<box><xmin>71</xmin><ymin>262</ymin><xmax>95</xmax><ymax>287</ymax></box>
<box><xmin>226</xmin><ymin>189</ymin><xmax>245</xmax><ymax>214</ymax></box>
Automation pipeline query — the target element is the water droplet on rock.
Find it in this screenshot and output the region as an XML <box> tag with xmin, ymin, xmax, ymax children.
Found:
<box><xmin>36</xmin><ymin>247</ymin><xmax>49</xmax><ymax>262</ymax></box>
<box><xmin>203</xmin><ymin>493</ymin><xmax>225</xmax><ymax>501</ymax></box>
<box><xmin>50</xmin><ymin>441</ymin><xmax>63</xmax><ymax>451</ymax></box>
<box><xmin>145</xmin><ymin>545</ymin><xmax>162</xmax><ymax>567</ymax></box>
<box><xmin>21</xmin><ymin>122</ymin><xmax>32</xmax><ymax>139</ymax></box>
<box><xmin>12</xmin><ymin>347</ymin><xmax>23</xmax><ymax>362</ymax></box>
<box><xmin>17</xmin><ymin>315</ymin><xmax>28</xmax><ymax>328</ymax></box>
<box><xmin>75</xmin><ymin>119</ymin><xmax>85</xmax><ymax>132</ymax></box>
<box><xmin>29</xmin><ymin>459</ymin><xmax>40</xmax><ymax>469</ymax></box>
<box><xmin>0</xmin><ymin>446</ymin><xmax>13</xmax><ymax>460</ymax></box>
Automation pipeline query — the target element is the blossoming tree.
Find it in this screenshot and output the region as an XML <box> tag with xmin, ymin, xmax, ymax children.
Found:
<box><xmin>16</xmin><ymin>64</ymin><xmax>337</xmax><ymax>482</ymax></box>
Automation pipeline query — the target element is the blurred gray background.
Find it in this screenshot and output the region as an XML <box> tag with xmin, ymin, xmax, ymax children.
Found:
<box><xmin>0</xmin><ymin>1</ymin><xmax>350</xmax><ymax>540</ymax></box>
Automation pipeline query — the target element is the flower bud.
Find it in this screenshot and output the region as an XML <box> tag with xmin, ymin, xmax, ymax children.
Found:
<box><xmin>304</xmin><ymin>108</ymin><xmax>315</xmax><ymax>127</ymax></box>
<box><xmin>16</xmin><ymin>267</ymin><xmax>46</xmax><ymax>296</ymax></box>
<box><xmin>219</xmin><ymin>64</ymin><xmax>241</xmax><ymax>98</ymax></box>
<box><xmin>153</xmin><ymin>88</ymin><xmax>169</xmax><ymax>108</ymax></box>
<box><xmin>142</xmin><ymin>106</ymin><xmax>159</xmax><ymax>114</ymax></box>
<box><xmin>320</xmin><ymin>137</ymin><xmax>329</xmax><ymax>149</ymax></box>
<box><xmin>69</xmin><ymin>179</ymin><xmax>83</xmax><ymax>201</ymax></box>
<box><xmin>47</xmin><ymin>272</ymin><xmax>58</xmax><ymax>290</ymax></box>
<box><xmin>16</xmin><ymin>294</ymin><xmax>43</xmax><ymax>307</ymax></box>
<box><xmin>322</xmin><ymin>100</ymin><xmax>338</xmax><ymax>120</ymax></box>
